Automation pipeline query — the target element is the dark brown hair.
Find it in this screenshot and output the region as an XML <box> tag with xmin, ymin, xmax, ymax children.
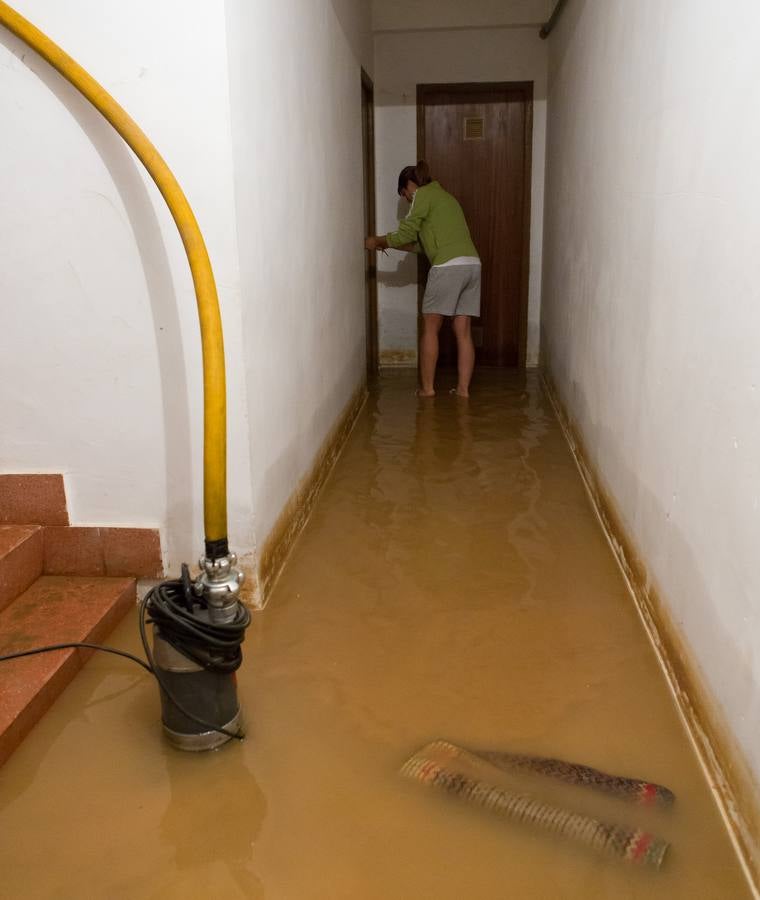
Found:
<box><xmin>397</xmin><ymin>160</ymin><xmax>432</xmax><ymax>195</ymax></box>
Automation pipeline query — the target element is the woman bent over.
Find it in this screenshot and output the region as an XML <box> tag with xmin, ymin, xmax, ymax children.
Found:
<box><xmin>365</xmin><ymin>160</ymin><xmax>480</xmax><ymax>397</ymax></box>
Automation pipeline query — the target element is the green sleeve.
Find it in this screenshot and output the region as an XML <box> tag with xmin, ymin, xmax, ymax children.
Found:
<box><xmin>387</xmin><ymin>189</ymin><xmax>430</xmax><ymax>248</ymax></box>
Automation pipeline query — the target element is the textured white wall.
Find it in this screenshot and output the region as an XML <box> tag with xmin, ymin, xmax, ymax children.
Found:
<box><xmin>0</xmin><ymin>0</ymin><xmax>254</xmax><ymax>573</ymax></box>
<box><xmin>373</xmin><ymin>27</ymin><xmax>548</xmax><ymax>365</ymax></box>
<box><xmin>0</xmin><ymin>0</ymin><xmax>371</xmax><ymax>584</ymax></box>
<box><xmin>225</xmin><ymin>0</ymin><xmax>371</xmax><ymax>544</ymax></box>
<box><xmin>541</xmin><ymin>0</ymin><xmax>760</xmax><ymax>788</ymax></box>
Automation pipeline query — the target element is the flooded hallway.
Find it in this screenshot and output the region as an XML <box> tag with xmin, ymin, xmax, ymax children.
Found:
<box><xmin>0</xmin><ymin>371</ymin><xmax>752</xmax><ymax>898</ymax></box>
<box><xmin>1</xmin><ymin>1</ymin><xmax>760</xmax><ymax>898</ymax></box>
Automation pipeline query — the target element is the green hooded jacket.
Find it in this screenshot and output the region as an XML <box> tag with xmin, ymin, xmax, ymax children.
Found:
<box><xmin>386</xmin><ymin>181</ymin><xmax>479</xmax><ymax>265</ymax></box>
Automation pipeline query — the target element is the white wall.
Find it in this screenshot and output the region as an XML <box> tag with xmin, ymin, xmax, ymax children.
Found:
<box><xmin>0</xmin><ymin>0</ymin><xmax>254</xmax><ymax>573</ymax></box>
<box><xmin>541</xmin><ymin>0</ymin><xmax>760</xmax><ymax>792</ymax></box>
<box><xmin>225</xmin><ymin>0</ymin><xmax>371</xmax><ymax>544</ymax></box>
<box><xmin>373</xmin><ymin>26</ymin><xmax>548</xmax><ymax>366</ymax></box>
<box><xmin>0</xmin><ymin>0</ymin><xmax>371</xmax><ymax>587</ymax></box>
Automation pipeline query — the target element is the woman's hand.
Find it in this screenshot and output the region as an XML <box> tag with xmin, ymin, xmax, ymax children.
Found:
<box><xmin>365</xmin><ymin>235</ymin><xmax>389</xmax><ymax>252</ymax></box>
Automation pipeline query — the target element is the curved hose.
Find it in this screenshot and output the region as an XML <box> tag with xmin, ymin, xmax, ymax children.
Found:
<box><xmin>0</xmin><ymin>2</ymin><xmax>228</xmax><ymax>549</ymax></box>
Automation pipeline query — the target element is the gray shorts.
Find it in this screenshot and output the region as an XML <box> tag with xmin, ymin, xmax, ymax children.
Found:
<box><xmin>421</xmin><ymin>265</ymin><xmax>482</xmax><ymax>317</ymax></box>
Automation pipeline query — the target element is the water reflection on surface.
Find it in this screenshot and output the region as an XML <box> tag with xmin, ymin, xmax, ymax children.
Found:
<box><xmin>0</xmin><ymin>370</ymin><xmax>751</xmax><ymax>898</ymax></box>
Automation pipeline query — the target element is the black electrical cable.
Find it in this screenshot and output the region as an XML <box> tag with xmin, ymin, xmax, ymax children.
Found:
<box><xmin>141</xmin><ymin>566</ymin><xmax>251</xmax><ymax>673</ymax></box>
<box><xmin>0</xmin><ymin>642</ymin><xmax>152</xmax><ymax>672</ymax></box>
<box><xmin>0</xmin><ymin>565</ymin><xmax>251</xmax><ymax>743</ymax></box>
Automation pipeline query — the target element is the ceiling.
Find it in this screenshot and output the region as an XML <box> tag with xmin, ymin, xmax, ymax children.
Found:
<box><xmin>372</xmin><ymin>0</ymin><xmax>555</xmax><ymax>33</ymax></box>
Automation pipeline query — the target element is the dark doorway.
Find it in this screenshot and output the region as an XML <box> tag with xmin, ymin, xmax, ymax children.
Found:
<box><xmin>361</xmin><ymin>69</ymin><xmax>378</xmax><ymax>376</ymax></box>
<box><xmin>417</xmin><ymin>82</ymin><xmax>533</xmax><ymax>368</ymax></box>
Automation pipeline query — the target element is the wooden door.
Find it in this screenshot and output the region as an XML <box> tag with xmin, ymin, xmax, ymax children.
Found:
<box><xmin>418</xmin><ymin>83</ymin><xmax>532</xmax><ymax>368</ymax></box>
<box><xmin>361</xmin><ymin>70</ymin><xmax>378</xmax><ymax>375</ymax></box>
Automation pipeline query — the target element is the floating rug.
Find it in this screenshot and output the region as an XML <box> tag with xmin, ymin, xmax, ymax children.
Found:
<box><xmin>401</xmin><ymin>740</ymin><xmax>671</xmax><ymax>869</ymax></box>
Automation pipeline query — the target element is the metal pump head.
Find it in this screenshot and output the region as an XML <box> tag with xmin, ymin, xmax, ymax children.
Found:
<box><xmin>194</xmin><ymin>552</ymin><xmax>245</xmax><ymax>624</ymax></box>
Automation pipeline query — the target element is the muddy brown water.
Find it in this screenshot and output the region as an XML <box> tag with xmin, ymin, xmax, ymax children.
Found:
<box><xmin>0</xmin><ymin>370</ymin><xmax>752</xmax><ymax>898</ymax></box>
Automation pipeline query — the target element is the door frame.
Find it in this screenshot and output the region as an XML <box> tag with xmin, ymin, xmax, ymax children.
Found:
<box><xmin>362</xmin><ymin>68</ymin><xmax>379</xmax><ymax>375</ymax></box>
<box><xmin>416</xmin><ymin>81</ymin><xmax>534</xmax><ymax>369</ymax></box>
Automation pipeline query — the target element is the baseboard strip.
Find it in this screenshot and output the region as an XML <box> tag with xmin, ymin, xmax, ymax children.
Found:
<box><xmin>256</xmin><ymin>380</ymin><xmax>368</xmax><ymax>605</ymax></box>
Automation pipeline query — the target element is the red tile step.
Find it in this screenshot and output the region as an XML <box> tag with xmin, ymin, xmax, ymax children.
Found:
<box><xmin>0</xmin><ymin>474</ymin><xmax>69</xmax><ymax>526</ymax></box>
<box><xmin>42</xmin><ymin>526</ymin><xmax>162</xmax><ymax>578</ymax></box>
<box><xmin>0</xmin><ymin>525</ymin><xmax>44</xmax><ymax>614</ymax></box>
<box><xmin>0</xmin><ymin>575</ymin><xmax>136</xmax><ymax>768</ymax></box>
<box><xmin>0</xmin><ymin>474</ymin><xmax>162</xmax><ymax>578</ymax></box>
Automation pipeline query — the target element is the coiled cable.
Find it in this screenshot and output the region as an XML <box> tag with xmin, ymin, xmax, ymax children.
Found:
<box><xmin>141</xmin><ymin>564</ymin><xmax>250</xmax><ymax>673</ymax></box>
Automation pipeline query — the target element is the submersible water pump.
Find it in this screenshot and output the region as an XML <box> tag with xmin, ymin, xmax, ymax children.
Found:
<box><xmin>141</xmin><ymin>549</ymin><xmax>251</xmax><ymax>752</ymax></box>
<box><xmin>0</xmin><ymin>4</ymin><xmax>252</xmax><ymax>753</ymax></box>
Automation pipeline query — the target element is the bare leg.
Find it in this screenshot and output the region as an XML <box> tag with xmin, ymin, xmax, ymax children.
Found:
<box><xmin>452</xmin><ymin>315</ymin><xmax>475</xmax><ymax>397</ymax></box>
<box><xmin>419</xmin><ymin>313</ymin><xmax>443</xmax><ymax>396</ymax></box>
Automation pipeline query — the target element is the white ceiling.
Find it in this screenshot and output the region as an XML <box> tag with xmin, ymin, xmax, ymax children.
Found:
<box><xmin>372</xmin><ymin>0</ymin><xmax>555</xmax><ymax>33</ymax></box>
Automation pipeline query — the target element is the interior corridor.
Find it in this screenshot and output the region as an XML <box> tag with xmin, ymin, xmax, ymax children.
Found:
<box><xmin>0</xmin><ymin>370</ymin><xmax>750</xmax><ymax>898</ymax></box>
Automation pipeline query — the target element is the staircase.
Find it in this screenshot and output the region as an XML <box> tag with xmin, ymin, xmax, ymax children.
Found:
<box><xmin>0</xmin><ymin>475</ymin><xmax>162</xmax><ymax>767</ymax></box>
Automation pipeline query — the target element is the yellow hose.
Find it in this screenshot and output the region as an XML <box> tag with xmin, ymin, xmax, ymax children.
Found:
<box><xmin>0</xmin><ymin>2</ymin><xmax>228</xmax><ymax>546</ymax></box>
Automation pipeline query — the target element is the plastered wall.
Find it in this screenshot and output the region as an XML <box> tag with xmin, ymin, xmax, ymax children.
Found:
<box><xmin>0</xmin><ymin>0</ymin><xmax>253</xmax><ymax>572</ymax></box>
<box><xmin>1</xmin><ymin>0</ymin><xmax>372</xmax><ymax>587</ymax></box>
<box><xmin>225</xmin><ymin>0</ymin><xmax>371</xmax><ymax>547</ymax></box>
<box><xmin>541</xmin><ymin>0</ymin><xmax>760</xmax><ymax>793</ymax></box>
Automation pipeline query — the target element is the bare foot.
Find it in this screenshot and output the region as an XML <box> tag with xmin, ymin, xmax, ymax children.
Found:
<box><xmin>416</xmin><ymin>388</ymin><xmax>436</xmax><ymax>397</ymax></box>
<box><xmin>449</xmin><ymin>387</ymin><xmax>469</xmax><ymax>398</ymax></box>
